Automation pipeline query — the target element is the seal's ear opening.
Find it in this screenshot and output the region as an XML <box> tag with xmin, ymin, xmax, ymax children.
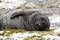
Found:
<box><xmin>10</xmin><ymin>12</ymin><xmax>26</xmax><ymax>19</ymax></box>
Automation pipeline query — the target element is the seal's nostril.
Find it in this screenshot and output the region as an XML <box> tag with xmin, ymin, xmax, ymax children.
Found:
<box><xmin>36</xmin><ymin>23</ymin><xmax>40</xmax><ymax>27</ymax></box>
<box><xmin>36</xmin><ymin>24</ymin><xmax>38</xmax><ymax>26</ymax></box>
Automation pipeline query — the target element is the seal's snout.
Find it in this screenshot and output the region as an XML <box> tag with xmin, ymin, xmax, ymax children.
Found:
<box><xmin>35</xmin><ymin>23</ymin><xmax>41</xmax><ymax>27</ymax></box>
<box><xmin>35</xmin><ymin>22</ymin><xmax>41</xmax><ymax>27</ymax></box>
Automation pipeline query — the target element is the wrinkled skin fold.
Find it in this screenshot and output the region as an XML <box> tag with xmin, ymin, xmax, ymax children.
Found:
<box><xmin>0</xmin><ymin>11</ymin><xmax>50</xmax><ymax>31</ymax></box>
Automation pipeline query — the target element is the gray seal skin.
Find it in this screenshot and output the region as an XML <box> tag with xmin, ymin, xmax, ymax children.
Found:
<box><xmin>10</xmin><ymin>11</ymin><xmax>50</xmax><ymax>31</ymax></box>
<box><xmin>0</xmin><ymin>10</ymin><xmax>50</xmax><ymax>31</ymax></box>
<box><xmin>0</xmin><ymin>10</ymin><xmax>25</xmax><ymax>30</ymax></box>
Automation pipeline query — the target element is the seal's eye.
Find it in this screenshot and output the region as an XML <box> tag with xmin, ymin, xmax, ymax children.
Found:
<box><xmin>34</xmin><ymin>17</ymin><xmax>42</xmax><ymax>22</ymax></box>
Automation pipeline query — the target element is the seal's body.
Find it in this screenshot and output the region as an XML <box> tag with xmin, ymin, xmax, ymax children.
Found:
<box><xmin>0</xmin><ymin>10</ymin><xmax>50</xmax><ymax>31</ymax></box>
<box><xmin>10</xmin><ymin>11</ymin><xmax>50</xmax><ymax>31</ymax></box>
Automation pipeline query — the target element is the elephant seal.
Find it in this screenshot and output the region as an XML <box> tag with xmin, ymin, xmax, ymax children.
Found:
<box><xmin>10</xmin><ymin>11</ymin><xmax>50</xmax><ymax>31</ymax></box>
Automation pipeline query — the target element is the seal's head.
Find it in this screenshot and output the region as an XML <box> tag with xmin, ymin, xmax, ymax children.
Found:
<box><xmin>33</xmin><ymin>14</ymin><xmax>50</xmax><ymax>31</ymax></box>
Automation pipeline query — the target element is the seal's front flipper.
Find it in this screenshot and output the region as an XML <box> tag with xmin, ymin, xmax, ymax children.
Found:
<box><xmin>10</xmin><ymin>12</ymin><xmax>26</xmax><ymax>19</ymax></box>
<box><xmin>10</xmin><ymin>11</ymin><xmax>36</xmax><ymax>19</ymax></box>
